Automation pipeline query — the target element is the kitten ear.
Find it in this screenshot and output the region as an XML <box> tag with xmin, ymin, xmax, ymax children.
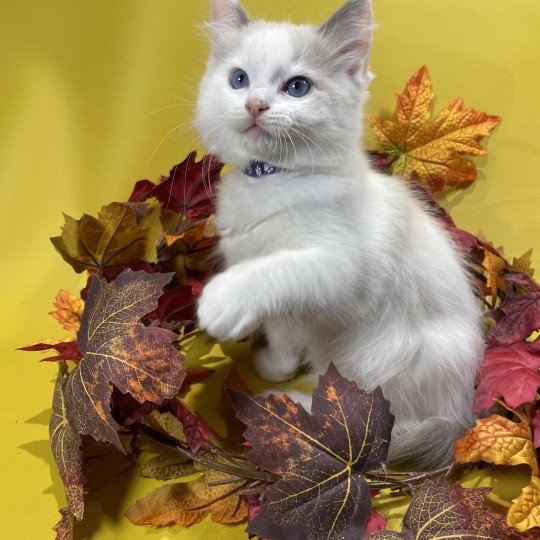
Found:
<box><xmin>209</xmin><ymin>0</ymin><xmax>250</xmax><ymax>55</ymax></box>
<box><xmin>319</xmin><ymin>0</ymin><xmax>374</xmax><ymax>84</ymax></box>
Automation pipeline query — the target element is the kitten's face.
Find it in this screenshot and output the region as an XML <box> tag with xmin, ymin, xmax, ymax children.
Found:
<box><xmin>196</xmin><ymin>0</ymin><xmax>373</xmax><ymax>170</ymax></box>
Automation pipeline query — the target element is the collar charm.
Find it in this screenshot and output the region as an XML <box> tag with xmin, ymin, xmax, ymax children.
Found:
<box><xmin>243</xmin><ymin>161</ymin><xmax>284</xmax><ymax>178</ymax></box>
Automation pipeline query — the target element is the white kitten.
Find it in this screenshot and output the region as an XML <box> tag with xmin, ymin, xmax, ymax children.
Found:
<box><xmin>195</xmin><ymin>0</ymin><xmax>484</xmax><ymax>466</ymax></box>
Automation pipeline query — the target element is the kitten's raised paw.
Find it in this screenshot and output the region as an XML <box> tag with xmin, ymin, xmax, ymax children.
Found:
<box><xmin>253</xmin><ymin>347</ymin><xmax>299</xmax><ymax>382</ymax></box>
<box><xmin>197</xmin><ymin>271</ymin><xmax>259</xmax><ymax>342</ymax></box>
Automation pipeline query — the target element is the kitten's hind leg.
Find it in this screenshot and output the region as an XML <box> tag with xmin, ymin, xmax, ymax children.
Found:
<box><xmin>253</xmin><ymin>319</ymin><xmax>306</xmax><ymax>382</ymax></box>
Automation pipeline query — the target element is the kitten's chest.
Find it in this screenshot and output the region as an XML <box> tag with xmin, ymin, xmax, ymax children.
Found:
<box><xmin>216</xmin><ymin>195</ymin><xmax>306</xmax><ymax>265</ymax></box>
<box><xmin>214</xmin><ymin>172</ymin><xmax>329</xmax><ymax>265</ymax></box>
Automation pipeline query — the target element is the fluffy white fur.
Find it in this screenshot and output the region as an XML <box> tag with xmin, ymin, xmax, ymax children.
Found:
<box><xmin>195</xmin><ymin>0</ymin><xmax>484</xmax><ymax>466</ymax></box>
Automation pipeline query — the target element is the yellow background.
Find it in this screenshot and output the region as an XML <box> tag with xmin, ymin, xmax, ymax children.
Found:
<box><xmin>1</xmin><ymin>0</ymin><xmax>538</xmax><ymax>538</ymax></box>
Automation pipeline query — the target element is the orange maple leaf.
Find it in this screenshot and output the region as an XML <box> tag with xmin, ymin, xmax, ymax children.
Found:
<box><xmin>482</xmin><ymin>248</ymin><xmax>507</xmax><ymax>304</ymax></box>
<box><xmin>125</xmin><ymin>456</ymin><xmax>248</xmax><ymax>527</ymax></box>
<box><xmin>507</xmin><ymin>475</ymin><xmax>540</xmax><ymax>532</ymax></box>
<box><xmin>369</xmin><ymin>66</ymin><xmax>501</xmax><ymax>192</ymax></box>
<box><xmin>49</xmin><ymin>290</ymin><xmax>85</xmax><ymax>333</ymax></box>
<box><xmin>454</xmin><ymin>405</ymin><xmax>539</xmax><ymax>476</ymax></box>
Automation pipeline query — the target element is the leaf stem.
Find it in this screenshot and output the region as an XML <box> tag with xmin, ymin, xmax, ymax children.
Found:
<box><xmin>135</xmin><ymin>424</ymin><xmax>280</xmax><ymax>483</ymax></box>
<box><xmin>136</xmin><ymin>424</ymin><xmax>469</xmax><ymax>496</ymax></box>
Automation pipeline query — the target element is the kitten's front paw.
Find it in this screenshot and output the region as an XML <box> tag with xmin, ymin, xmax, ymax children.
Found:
<box><xmin>254</xmin><ymin>347</ymin><xmax>299</xmax><ymax>382</ymax></box>
<box><xmin>197</xmin><ymin>272</ymin><xmax>259</xmax><ymax>342</ymax></box>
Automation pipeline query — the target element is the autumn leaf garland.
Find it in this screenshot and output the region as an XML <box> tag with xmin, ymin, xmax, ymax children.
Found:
<box><xmin>21</xmin><ymin>68</ymin><xmax>540</xmax><ymax>539</ymax></box>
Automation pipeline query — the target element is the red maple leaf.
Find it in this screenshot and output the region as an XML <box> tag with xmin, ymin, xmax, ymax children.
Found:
<box><xmin>129</xmin><ymin>152</ymin><xmax>223</xmax><ymax>219</ymax></box>
<box><xmin>19</xmin><ymin>340</ymin><xmax>82</xmax><ymax>362</ymax></box>
<box><xmin>488</xmin><ymin>290</ymin><xmax>540</xmax><ymax>347</ymax></box>
<box><xmin>474</xmin><ymin>342</ymin><xmax>540</xmax><ymax>412</ymax></box>
<box><xmin>364</xmin><ymin>509</ymin><xmax>387</xmax><ymax>537</ymax></box>
<box><xmin>170</xmin><ymin>399</ymin><xmax>210</xmax><ymax>453</ymax></box>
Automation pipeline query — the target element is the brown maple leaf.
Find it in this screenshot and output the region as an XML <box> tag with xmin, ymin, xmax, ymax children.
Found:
<box><xmin>509</xmin><ymin>249</ymin><xmax>536</xmax><ymax>279</ymax></box>
<box><xmin>454</xmin><ymin>405</ymin><xmax>539</xmax><ymax>476</ymax></box>
<box><xmin>369</xmin><ymin>65</ymin><xmax>501</xmax><ymax>193</ymax></box>
<box><xmin>507</xmin><ymin>475</ymin><xmax>540</xmax><ymax>532</ymax></box>
<box><xmin>51</xmin><ymin>202</ymin><xmax>162</xmax><ymax>273</ymax></box>
<box><xmin>52</xmin><ymin>507</ymin><xmax>73</xmax><ymax>540</ymax></box>
<box><xmin>368</xmin><ymin>477</ymin><xmax>537</xmax><ymax>539</ymax></box>
<box><xmin>63</xmin><ymin>270</ymin><xmax>184</xmax><ymax>450</ymax></box>
<box><xmin>231</xmin><ymin>363</ymin><xmax>394</xmax><ymax>540</ymax></box>
<box><xmin>50</xmin><ymin>365</ymin><xmax>85</xmax><ymax>521</ymax></box>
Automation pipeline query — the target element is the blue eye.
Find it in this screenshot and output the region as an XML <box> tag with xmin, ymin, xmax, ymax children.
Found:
<box><xmin>229</xmin><ymin>69</ymin><xmax>249</xmax><ymax>89</ymax></box>
<box><xmin>285</xmin><ymin>77</ymin><xmax>311</xmax><ymax>98</ymax></box>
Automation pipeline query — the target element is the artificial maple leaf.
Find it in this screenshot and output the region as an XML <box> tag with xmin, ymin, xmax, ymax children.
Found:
<box><xmin>129</xmin><ymin>152</ymin><xmax>223</xmax><ymax>219</ymax></box>
<box><xmin>231</xmin><ymin>363</ymin><xmax>394</xmax><ymax>540</ymax></box>
<box><xmin>506</xmin><ymin>271</ymin><xmax>540</xmax><ymax>292</ymax></box>
<box><xmin>50</xmin><ymin>365</ymin><xmax>85</xmax><ymax>521</ymax></box>
<box><xmin>179</xmin><ymin>365</ymin><xmax>214</xmax><ymax>395</ymax></box>
<box><xmin>51</xmin><ymin>202</ymin><xmax>161</xmax><ymax>273</ymax></box>
<box><xmin>369</xmin><ymin>65</ymin><xmax>501</xmax><ymax>193</ymax></box>
<box><xmin>454</xmin><ymin>405</ymin><xmax>539</xmax><ymax>476</ymax></box>
<box><xmin>368</xmin><ymin>477</ymin><xmax>537</xmax><ymax>539</ymax></box>
<box><xmin>136</xmin><ymin>411</ymin><xmax>201</xmax><ymax>480</ymax></box>
<box><xmin>145</xmin><ymin>283</ymin><xmax>200</xmax><ymax>330</ymax></box>
<box><xmin>80</xmin><ymin>435</ymin><xmax>133</xmax><ymax>492</ymax></box>
<box><xmin>169</xmin><ymin>398</ymin><xmax>210</xmax><ymax>453</ymax></box>
<box><xmin>473</xmin><ymin>342</ymin><xmax>540</xmax><ymax>412</ymax></box>
<box><xmin>507</xmin><ymin>475</ymin><xmax>540</xmax><ymax>532</ymax></box>
<box><xmin>125</xmin><ymin>453</ymin><xmax>248</xmax><ymax>527</ymax></box>
<box><xmin>488</xmin><ymin>289</ymin><xmax>540</xmax><ymax>347</ymax></box>
<box><xmin>220</xmin><ymin>367</ymin><xmax>251</xmax><ymax>447</ymax></box>
<box><xmin>52</xmin><ymin>507</ymin><xmax>73</xmax><ymax>540</ymax></box>
<box><xmin>509</xmin><ymin>249</ymin><xmax>536</xmax><ymax>279</ymax></box>
<box><xmin>364</xmin><ymin>509</ymin><xmax>387</xmax><ymax>537</ymax></box>
<box><xmin>49</xmin><ymin>290</ymin><xmax>84</xmax><ymax>333</ymax></box>
<box><xmin>138</xmin><ymin>434</ymin><xmax>198</xmax><ymax>481</ymax></box>
<box><xmin>482</xmin><ymin>248</ymin><xmax>507</xmax><ymax>302</ymax></box>
<box><xmin>164</xmin><ymin>216</ymin><xmax>219</xmax><ymax>276</ymax></box>
<box><xmin>63</xmin><ymin>270</ymin><xmax>184</xmax><ymax>450</ymax></box>
<box><xmin>136</xmin><ymin>410</ymin><xmax>211</xmax><ymax>479</ymax></box>
<box><xmin>19</xmin><ymin>338</ymin><xmax>82</xmax><ymax>362</ymax></box>
<box><xmin>532</xmin><ymin>409</ymin><xmax>540</xmax><ymax>449</ymax></box>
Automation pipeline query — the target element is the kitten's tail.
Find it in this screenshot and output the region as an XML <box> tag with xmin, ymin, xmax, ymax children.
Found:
<box><xmin>260</xmin><ymin>383</ymin><xmax>472</xmax><ymax>468</ymax></box>
<box><xmin>388</xmin><ymin>415</ymin><xmax>472</xmax><ymax>468</ymax></box>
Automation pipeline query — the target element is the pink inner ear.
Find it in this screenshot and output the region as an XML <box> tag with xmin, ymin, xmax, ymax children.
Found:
<box><xmin>211</xmin><ymin>0</ymin><xmax>249</xmax><ymax>28</ymax></box>
<box><xmin>338</xmin><ymin>41</ymin><xmax>369</xmax><ymax>77</ymax></box>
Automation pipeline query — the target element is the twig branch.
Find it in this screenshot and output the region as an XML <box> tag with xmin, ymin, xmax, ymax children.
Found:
<box><xmin>137</xmin><ymin>423</ymin><xmax>471</xmax><ymax>496</ymax></box>
<box><xmin>135</xmin><ymin>423</ymin><xmax>280</xmax><ymax>483</ymax></box>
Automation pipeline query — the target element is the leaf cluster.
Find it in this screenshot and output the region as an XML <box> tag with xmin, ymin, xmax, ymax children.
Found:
<box><xmin>21</xmin><ymin>68</ymin><xmax>540</xmax><ymax>539</ymax></box>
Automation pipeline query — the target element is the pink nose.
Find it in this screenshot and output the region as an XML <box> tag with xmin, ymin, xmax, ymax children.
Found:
<box><xmin>245</xmin><ymin>99</ymin><xmax>270</xmax><ymax>119</ymax></box>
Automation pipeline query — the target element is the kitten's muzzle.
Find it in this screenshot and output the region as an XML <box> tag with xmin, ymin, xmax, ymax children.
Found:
<box><xmin>245</xmin><ymin>97</ymin><xmax>270</xmax><ymax>120</ymax></box>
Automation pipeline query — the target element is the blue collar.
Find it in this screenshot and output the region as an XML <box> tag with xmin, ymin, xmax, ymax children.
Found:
<box><xmin>243</xmin><ymin>161</ymin><xmax>285</xmax><ymax>178</ymax></box>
